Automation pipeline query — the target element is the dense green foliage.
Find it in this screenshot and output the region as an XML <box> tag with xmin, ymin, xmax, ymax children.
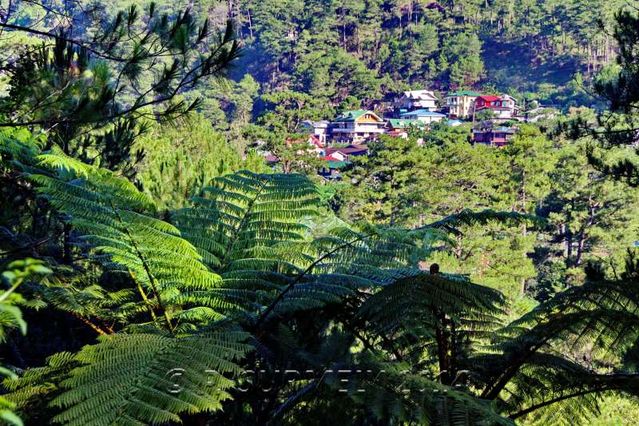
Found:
<box><xmin>341</xmin><ymin>126</ymin><xmax>639</xmax><ymax>302</ymax></box>
<box><xmin>2</xmin><ymin>0</ymin><xmax>631</xmax><ymax>135</ymax></box>
<box><xmin>0</xmin><ymin>1</ymin><xmax>639</xmax><ymax>425</ymax></box>
<box><xmin>134</xmin><ymin>114</ymin><xmax>267</xmax><ymax>209</ymax></box>
<box><xmin>0</xmin><ymin>259</ymin><xmax>51</xmax><ymax>426</ymax></box>
<box><xmin>229</xmin><ymin>0</ymin><xmax>626</xmax><ymax>106</ymax></box>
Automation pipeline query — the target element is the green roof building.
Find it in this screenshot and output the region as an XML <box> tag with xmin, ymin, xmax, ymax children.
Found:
<box><xmin>445</xmin><ymin>90</ymin><xmax>482</xmax><ymax>119</ymax></box>
<box><xmin>331</xmin><ymin>110</ymin><xmax>386</xmax><ymax>143</ymax></box>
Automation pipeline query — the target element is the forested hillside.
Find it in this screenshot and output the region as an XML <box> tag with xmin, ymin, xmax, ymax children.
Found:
<box><xmin>3</xmin><ymin>0</ymin><xmax>627</xmax><ymax>123</ymax></box>
<box><xmin>228</xmin><ymin>0</ymin><xmax>623</xmax><ymax>106</ymax></box>
<box><xmin>0</xmin><ymin>1</ymin><xmax>639</xmax><ymax>425</ymax></box>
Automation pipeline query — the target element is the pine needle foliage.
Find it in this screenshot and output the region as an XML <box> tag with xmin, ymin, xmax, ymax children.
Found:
<box><xmin>0</xmin><ymin>4</ymin><xmax>241</xmax><ymax>130</ymax></box>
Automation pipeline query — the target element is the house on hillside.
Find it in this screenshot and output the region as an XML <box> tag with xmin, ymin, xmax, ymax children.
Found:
<box><xmin>299</xmin><ymin>120</ymin><xmax>330</xmax><ymax>144</ymax></box>
<box><xmin>524</xmin><ymin>106</ymin><xmax>558</xmax><ymax>123</ymax></box>
<box><xmin>501</xmin><ymin>94</ymin><xmax>517</xmax><ymax>113</ymax></box>
<box><xmin>386</xmin><ymin>118</ymin><xmax>426</xmax><ymax>138</ymax></box>
<box><xmin>400</xmin><ymin>109</ymin><xmax>446</xmax><ymax>124</ymax></box>
<box><xmin>473</xmin><ymin>94</ymin><xmax>518</xmax><ymax>120</ymax></box>
<box><xmin>322</xmin><ymin>144</ymin><xmax>368</xmax><ymax>162</ymax></box>
<box><xmin>472</xmin><ymin>126</ymin><xmax>516</xmax><ymax>147</ymax></box>
<box><xmin>318</xmin><ymin>144</ymin><xmax>368</xmax><ymax>180</ymax></box>
<box><xmin>330</xmin><ymin>110</ymin><xmax>386</xmax><ymax>143</ymax></box>
<box><xmin>445</xmin><ymin>90</ymin><xmax>480</xmax><ymax>119</ymax></box>
<box><xmin>318</xmin><ymin>161</ymin><xmax>348</xmax><ymax>180</ymax></box>
<box><xmin>393</xmin><ymin>90</ymin><xmax>438</xmax><ymax>113</ymax></box>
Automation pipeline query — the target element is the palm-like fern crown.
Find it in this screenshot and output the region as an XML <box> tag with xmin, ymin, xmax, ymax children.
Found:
<box><xmin>358</xmin><ymin>272</ymin><xmax>505</xmax><ymax>359</ymax></box>
<box><xmin>173</xmin><ymin>171</ymin><xmax>423</xmax><ymax>320</ymax></box>
<box><xmin>173</xmin><ymin>170</ymin><xmax>320</xmax><ymax>272</ymax></box>
<box><xmin>3</xmin><ymin>148</ymin><xmax>253</xmax><ymax>425</ymax></box>
<box><xmin>16</xmin><ymin>149</ymin><xmax>429</xmax><ymax>424</ymax></box>
<box><xmin>31</xmin><ymin>150</ymin><xmax>232</xmax><ymax>331</ymax></box>
<box><xmin>10</xmin><ymin>131</ymin><xmax>636</xmax><ymax>425</ymax></box>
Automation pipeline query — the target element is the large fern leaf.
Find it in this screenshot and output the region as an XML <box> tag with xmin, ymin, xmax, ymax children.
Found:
<box><xmin>173</xmin><ymin>172</ymin><xmax>427</xmax><ymax>321</ymax></box>
<box><xmin>172</xmin><ymin>170</ymin><xmax>320</xmax><ymax>271</ymax></box>
<box><xmin>31</xmin><ymin>152</ymin><xmax>229</xmax><ymax>330</ymax></box>
<box><xmin>51</xmin><ymin>331</ymin><xmax>250</xmax><ymax>426</ymax></box>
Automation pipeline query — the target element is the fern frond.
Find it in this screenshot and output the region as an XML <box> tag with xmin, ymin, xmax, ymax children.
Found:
<box><xmin>174</xmin><ymin>171</ymin><xmax>428</xmax><ymax>322</ymax></box>
<box><xmin>358</xmin><ymin>272</ymin><xmax>504</xmax><ymax>362</ymax></box>
<box><xmin>51</xmin><ymin>331</ymin><xmax>251</xmax><ymax>426</ymax></box>
<box><xmin>31</xmin><ymin>153</ymin><xmax>228</xmax><ymax>329</ymax></box>
<box><xmin>172</xmin><ymin>170</ymin><xmax>320</xmax><ymax>272</ymax></box>
<box><xmin>3</xmin><ymin>352</ymin><xmax>78</xmax><ymax>424</ymax></box>
<box><xmin>0</xmin><ymin>128</ymin><xmax>46</xmax><ymax>170</ymax></box>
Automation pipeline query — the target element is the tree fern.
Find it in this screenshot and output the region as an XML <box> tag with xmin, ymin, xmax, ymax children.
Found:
<box><xmin>51</xmin><ymin>330</ymin><xmax>250</xmax><ymax>426</ymax></box>
<box><xmin>357</xmin><ymin>272</ymin><xmax>505</xmax><ymax>364</ymax></box>
<box><xmin>469</xmin><ymin>258</ymin><xmax>639</xmax><ymax>421</ymax></box>
<box><xmin>31</xmin><ymin>150</ymin><xmax>232</xmax><ymax>330</ymax></box>
<box><xmin>8</xmin><ymin>151</ymin><xmax>255</xmax><ymax>424</ymax></box>
<box><xmin>0</xmin><ymin>259</ymin><xmax>51</xmax><ymax>426</ymax></box>
<box><xmin>10</xmin><ymin>141</ymin><xmax>634</xmax><ymax>424</ymax></box>
<box><xmin>173</xmin><ymin>172</ymin><xmax>427</xmax><ymax>321</ymax></box>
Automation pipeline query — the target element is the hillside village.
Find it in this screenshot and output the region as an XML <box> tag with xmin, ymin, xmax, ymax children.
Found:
<box><xmin>264</xmin><ymin>89</ymin><xmax>556</xmax><ymax>179</ymax></box>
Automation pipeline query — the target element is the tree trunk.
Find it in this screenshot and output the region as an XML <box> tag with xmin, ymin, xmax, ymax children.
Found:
<box><xmin>63</xmin><ymin>223</ymin><xmax>73</xmax><ymax>264</ymax></box>
<box><xmin>435</xmin><ymin>316</ymin><xmax>451</xmax><ymax>385</ymax></box>
<box><xmin>575</xmin><ymin>232</ymin><xmax>586</xmax><ymax>266</ymax></box>
<box><xmin>565</xmin><ymin>228</ymin><xmax>573</xmax><ymax>265</ymax></box>
<box><xmin>247</xmin><ymin>8</ymin><xmax>254</xmax><ymax>39</ymax></box>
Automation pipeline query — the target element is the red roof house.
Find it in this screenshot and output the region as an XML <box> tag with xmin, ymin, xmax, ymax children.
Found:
<box><xmin>473</xmin><ymin>95</ymin><xmax>518</xmax><ymax>119</ymax></box>
<box><xmin>474</xmin><ymin>95</ymin><xmax>502</xmax><ymax>109</ymax></box>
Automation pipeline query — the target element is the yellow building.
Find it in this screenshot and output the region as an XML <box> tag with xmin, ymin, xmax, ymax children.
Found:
<box><xmin>445</xmin><ymin>90</ymin><xmax>480</xmax><ymax>119</ymax></box>
<box><xmin>330</xmin><ymin>110</ymin><xmax>386</xmax><ymax>143</ymax></box>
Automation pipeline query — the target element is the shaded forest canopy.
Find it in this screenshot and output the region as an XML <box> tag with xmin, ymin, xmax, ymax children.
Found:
<box><xmin>0</xmin><ymin>1</ymin><xmax>638</xmax><ymax>425</ymax></box>
<box><xmin>2</xmin><ymin>0</ymin><xmax>628</xmax><ymax>116</ymax></box>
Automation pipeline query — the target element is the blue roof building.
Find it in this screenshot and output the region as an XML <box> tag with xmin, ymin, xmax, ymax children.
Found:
<box><xmin>399</xmin><ymin>109</ymin><xmax>446</xmax><ymax>123</ymax></box>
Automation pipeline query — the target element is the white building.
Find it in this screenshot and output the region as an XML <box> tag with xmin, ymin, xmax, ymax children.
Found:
<box><xmin>299</xmin><ymin>120</ymin><xmax>330</xmax><ymax>144</ymax></box>
<box><xmin>394</xmin><ymin>90</ymin><xmax>438</xmax><ymax>112</ymax></box>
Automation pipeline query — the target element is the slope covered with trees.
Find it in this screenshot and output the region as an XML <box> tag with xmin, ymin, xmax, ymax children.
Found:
<box><xmin>1</xmin><ymin>0</ymin><xmax>629</xmax><ymax>128</ymax></box>
<box><xmin>0</xmin><ymin>1</ymin><xmax>638</xmax><ymax>425</ymax></box>
<box><xmin>230</xmin><ymin>0</ymin><xmax>625</xmax><ymax>106</ymax></box>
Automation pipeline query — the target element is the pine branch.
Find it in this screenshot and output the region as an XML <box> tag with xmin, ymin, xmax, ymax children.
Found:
<box><xmin>0</xmin><ymin>22</ymin><xmax>128</xmax><ymax>62</ymax></box>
